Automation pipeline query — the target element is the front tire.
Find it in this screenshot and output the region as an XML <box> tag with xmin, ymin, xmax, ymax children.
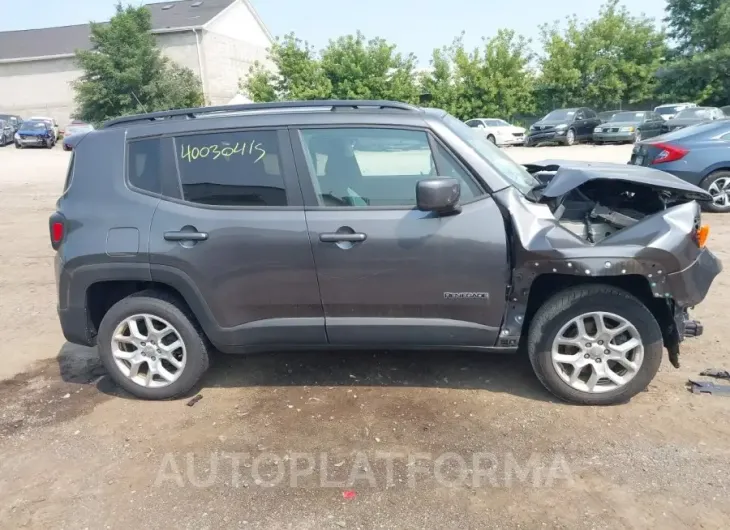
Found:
<box><xmin>487</xmin><ymin>134</ymin><xmax>496</xmax><ymax>144</ymax></box>
<box><xmin>700</xmin><ymin>170</ymin><xmax>730</xmax><ymax>213</ymax></box>
<box><xmin>527</xmin><ymin>284</ymin><xmax>663</xmax><ymax>405</ymax></box>
<box><xmin>97</xmin><ymin>291</ymin><xmax>210</xmax><ymax>400</ymax></box>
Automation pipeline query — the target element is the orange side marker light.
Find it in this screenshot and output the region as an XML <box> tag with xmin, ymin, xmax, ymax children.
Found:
<box><xmin>696</xmin><ymin>224</ymin><xmax>710</xmax><ymax>248</ymax></box>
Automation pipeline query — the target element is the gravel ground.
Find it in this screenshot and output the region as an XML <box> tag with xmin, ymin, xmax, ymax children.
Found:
<box><xmin>1</xmin><ymin>142</ymin><xmax>729</xmax><ymax>529</ymax></box>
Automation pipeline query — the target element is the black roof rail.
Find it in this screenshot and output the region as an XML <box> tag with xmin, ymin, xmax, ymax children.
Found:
<box><xmin>102</xmin><ymin>100</ymin><xmax>420</xmax><ymax>128</ymax></box>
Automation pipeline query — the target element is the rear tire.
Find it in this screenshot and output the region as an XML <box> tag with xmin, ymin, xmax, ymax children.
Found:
<box><xmin>700</xmin><ymin>170</ymin><xmax>730</xmax><ymax>213</ymax></box>
<box><xmin>97</xmin><ymin>291</ymin><xmax>210</xmax><ymax>400</ymax></box>
<box><xmin>527</xmin><ymin>284</ymin><xmax>663</xmax><ymax>405</ymax></box>
<box><xmin>565</xmin><ymin>128</ymin><xmax>576</xmax><ymax>146</ymax></box>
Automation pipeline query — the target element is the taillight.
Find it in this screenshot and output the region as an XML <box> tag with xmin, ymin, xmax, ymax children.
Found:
<box><xmin>49</xmin><ymin>212</ymin><xmax>66</xmax><ymax>250</ymax></box>
<box><xmin>650</xmin><ymin>142</ymin><xmax>688</xmax><ymax>164</ymax></box>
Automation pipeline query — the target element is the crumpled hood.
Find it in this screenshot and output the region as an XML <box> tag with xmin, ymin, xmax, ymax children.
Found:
<box><xmin>523</xmin><ymin>159</ymin><xmax>712</xmax><ymax>202</ymax></box>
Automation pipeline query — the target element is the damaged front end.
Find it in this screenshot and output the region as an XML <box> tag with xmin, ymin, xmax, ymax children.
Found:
<box><xmin>495</xmin><ymin>160</ymin><xmax>722</xmax><ymax>368</ymax></box>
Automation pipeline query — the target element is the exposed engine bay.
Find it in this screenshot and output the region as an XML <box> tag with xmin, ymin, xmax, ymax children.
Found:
<box><xmin>524</xmin><ymin>161</ymin><xmax>710</xmax><ymax>244</ymax></box>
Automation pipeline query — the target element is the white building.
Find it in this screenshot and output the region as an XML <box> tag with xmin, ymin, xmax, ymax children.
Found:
<box><xmin>0</xmin><ymin>0</ymin><xmax>273</xmax><ymax>124</ymax></box>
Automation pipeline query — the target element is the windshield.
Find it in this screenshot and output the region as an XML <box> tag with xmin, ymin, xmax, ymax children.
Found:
<box><xmin>610</xmin><ymin>112</ymin><xmax>645</xmax><ymax>122</ymax></box>
<box><xmin>675</xmin><ymin>108</ymin><xmax>712</xmax><ymax>119</ymax></box>
<box><xmin>440</xmin><ymin>113</ymin><xmax>538</xmax><ymax>195</ymax></box>
<box><xmin>655</xmin><ymin>120</ymin><xmax>730</xmax><ymax>142</ymax></box>
<box><xmin>656</xmin><ymin>106</ymin><xmax>681</xmax><ymax>115</ymax></box>
<box><xmin>21</xmin><ymin>122</ymin><xmax>46</xmax><ymax>130</ymax></box>
<box><xmin>543</xmin><ymin>109</ymin><xmax>576</xmax><ymax>121</ymax></box>
<box><xmin>66</xmin><ymin>125</ymin><xmax>93</xmax><ymax>135</ymax></box>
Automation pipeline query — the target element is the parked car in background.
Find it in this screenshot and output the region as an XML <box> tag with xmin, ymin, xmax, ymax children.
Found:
<box><xmin>62</xmin><ymin>122</ymin><xmax>95</xmax><ymax>151</ymax></box>
<box><xmin>662</xmin><ymin>107</ymin><xmax>725</xmax><ymax>133</ymax></box>
<box><xmin>722</xmin><ymin>105</ymin><xmax>730</xmax><ymax>117</ymax></box>
<box><xmin>597</xmin><ymin>110</ymin><xmax>621</xmax><ymax>123</ymax></box>
<box><xmin>0</xmin><ymin>114</ymin><xmax>23</xmax><ymax>133</ymax></box>
<box><xmin>593</xmin><ymin>110</ymin><xmax>665</xmax><ymax>144</ymax></box>
<box><xmin>654</xmin><ymin>102</ymin><xmax>697</xmax><ymax>121</ymax></box>
<box><xmin>629</xmin><ymin>120</ymin><xmax>730</xmax><ymax>212</ymax></box>
<box><xmin>28</xmin><ymin>116</ymin><xmax>60</xmax><ymax>139</ymax></box>
<box><xmin>525</xmin><ymin>107</ymin><xmax>601</xmax><ymax>146</ymax></box>
<box><xmin>464</xmin><ymin>118</ymin><xmax>525</xmax><ymax>146</ymax></box>
<box><xmin>14</xmin><ymin>119</ymin><xmax>56</xmax><ymax>149</ymax></box>
<box><xmin>0</xmin><ymin>119</ymin><xmax>14</xmax><ymax>146</ymax></box>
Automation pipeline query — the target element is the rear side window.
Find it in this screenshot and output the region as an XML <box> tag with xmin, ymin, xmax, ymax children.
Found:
<box><xmin>174</xmin><ymin>130</ymin><xmax>287</xmax><ymax>207</ymax></box>
<box><xmin>128</xmin><ymin>138</ymin><xmax>163</xmax><ymax>195</ymax></box>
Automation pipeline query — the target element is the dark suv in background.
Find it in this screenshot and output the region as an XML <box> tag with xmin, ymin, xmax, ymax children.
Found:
<box><xmin>51</xmin><ymin>100</ymin><xmax>720</xmax><ymax>405</ymax></box>
<box><xmin>525</xmin><ymin>107</ymin><xmax>601</xmax><ymax>146</ymax></box>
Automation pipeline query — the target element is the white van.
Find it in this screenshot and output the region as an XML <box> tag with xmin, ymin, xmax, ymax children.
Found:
<box><xmin>653</xmin><ymin>102</ymin><xmax>697</xmax><ymax>121</ymax></box>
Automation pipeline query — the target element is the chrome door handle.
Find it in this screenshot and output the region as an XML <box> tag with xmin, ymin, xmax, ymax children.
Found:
<box><xmin>164</xmin><ymin>231</ymin><xmax>208</xmax><ymax>241</ymax></box>
<box><xmin>319</xmin><ymin>233</ymin><xmax>367</xmax><ymax>243</ymax></box>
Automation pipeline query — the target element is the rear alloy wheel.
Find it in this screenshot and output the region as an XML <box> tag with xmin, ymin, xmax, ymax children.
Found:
<box><xmin>565</xmin><ymin>128</ymin><xmax>576</xmax><ymax>146</ymax></box>
<box><xmin>701</xmin><ymin>171</ymin><xmax>730</xmax><ymax>213</ymax></box>
<box><xmin>97</xmin><ymin>291</ymin><xmax>210</xmax><ymax>399</ymax></box>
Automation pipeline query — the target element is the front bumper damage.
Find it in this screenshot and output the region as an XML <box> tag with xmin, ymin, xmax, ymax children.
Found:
<box><xmin>494</xmin><ymin>161</ymin><xmax>722</xmax><ymax>367</ymax></box>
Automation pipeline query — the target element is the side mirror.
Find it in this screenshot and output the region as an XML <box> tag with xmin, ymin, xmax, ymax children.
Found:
<box><xmin>416</xmin><ymin>177</ymin><xmax>461</xmax><ymax>214</ymax></box>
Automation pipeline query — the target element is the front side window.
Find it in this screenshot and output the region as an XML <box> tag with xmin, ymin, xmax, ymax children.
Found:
<box><xmin>174</xmin><ymin>130</ymin><xmax>287</xmax><ymax>207</ymax></box>
<box><xmin>299</xmin><ymin>128</ymin><xmax>482</xmax><ymax>207</ymax></box>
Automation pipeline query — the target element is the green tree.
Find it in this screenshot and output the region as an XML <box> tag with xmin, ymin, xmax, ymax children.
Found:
<box><xmin>536</xmin><ymin>0</ymin><xmax>666</xmax><ymax>111</ymax></box>
<box><xmin>73</xmin><ymin>2</ymin><xmax>203</xmax><ymax>124</ymax></box>
<box><xmin>241</xmin><ymin>32</ymin><xmax>419</xmax><ymax>103</ymax></box>
<box><xmin>319</xmin><ymin>32</ymin><xmax>420</xmax><ymax>102</ymax></box>
<box><xmin>658</xmin><ymin>0</ymin><xmax>730</xmax><ymax>105</ymax></box>
<box><xmin>665</xmin><ymin>0</ymin><xmax>730</xmax><ymax>53</ymax></box>
<box><xmin>419</xmin><ymin>30</ymin><xmax>535</xmax><ymax>120</ymax></box>
<box><xmin>242</xmin><ymin>33</ymin><xmax>331</xmax><ymax>101</ymax></box>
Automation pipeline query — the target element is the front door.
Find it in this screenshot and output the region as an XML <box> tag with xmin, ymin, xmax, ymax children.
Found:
<box><xmin>290</xmin><ymin>126</ymin><xmax>509</xmax><ymax>347</ymax></box>
<box><xmin>143</xmin><ymin>129</ymin><xmax>325</xmax><ymax>351</ymax></box>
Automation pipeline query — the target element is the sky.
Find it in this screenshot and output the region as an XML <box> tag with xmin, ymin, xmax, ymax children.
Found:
<box><xmin>0</xmin><ymin>0</ymin><xmax>669</xmax><ymax>66</ymax></box>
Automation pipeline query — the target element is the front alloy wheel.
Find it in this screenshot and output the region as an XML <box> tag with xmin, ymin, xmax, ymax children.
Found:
<box><xmin>551</xmin><ymin>312</ymin><xmax>644</xmax><ymax>394</ymax></box>
<box><xmin>527</xmin><ymin>284</ymin><xmax>663</xmax><ymax>405</ymax></box>
<box><xmin>565</xmin><ymin>128</ymin><xmax>575</xmax><ymax>146</ymax></box>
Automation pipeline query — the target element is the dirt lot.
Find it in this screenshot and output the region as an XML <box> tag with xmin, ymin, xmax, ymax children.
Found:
<box><xmin>1</xmin><ymin>143</ymin><xmax>729</xmax><ymax>529</ymax></box>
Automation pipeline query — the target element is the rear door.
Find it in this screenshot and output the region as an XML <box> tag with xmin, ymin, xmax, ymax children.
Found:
<box><xmin>289</xmin><ymin>125</ymin><xmax>509</xmax><ymax>347</ymax></box>
<box><xmin>145</xmin><ymin>128</ymin><xmax>325</xmax><ymax>350</ymax></box>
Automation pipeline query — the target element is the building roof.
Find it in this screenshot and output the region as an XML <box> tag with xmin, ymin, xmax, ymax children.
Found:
<box><xmin>0</xmin><ymin>0</ymin><xmax>237</xmax><ymax>62</ymax></box>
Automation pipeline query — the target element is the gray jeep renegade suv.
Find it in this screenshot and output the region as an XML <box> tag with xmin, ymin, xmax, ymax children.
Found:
<box><xmin>51</xmin><ymin>100</ymin><xmax>722</xmax><ymax>405</ymax></box>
